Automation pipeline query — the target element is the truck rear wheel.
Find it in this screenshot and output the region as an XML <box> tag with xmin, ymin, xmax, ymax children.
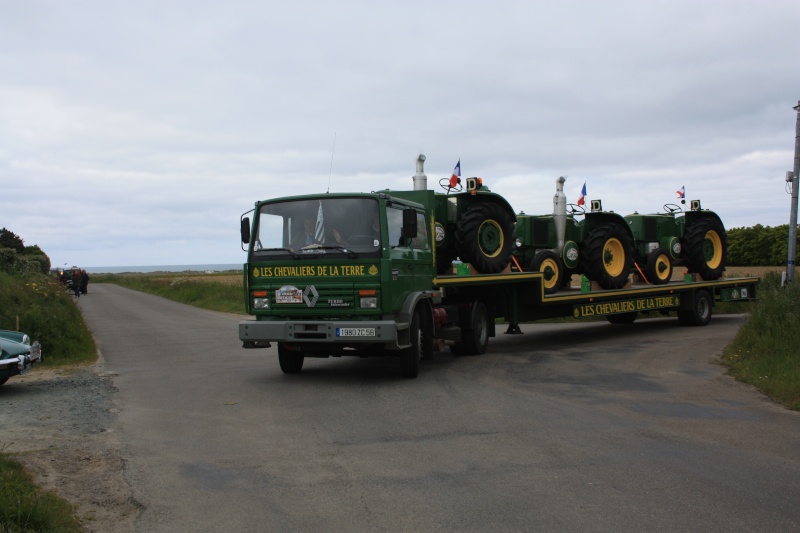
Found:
<box><xmin>529</xmin><ymin>250</ymin><xmax>563</xmax><ymax>294</ymax></box>
<box><xmin>683</xmin><ymin>217</ymin><xmax>727</xmax><ymax>280</ymax></box>
<box><xmin>461</xmin><ymin>300</ymin><xmax>489</xmax><ymax>355</ymax></box>
<box><xmin>606</xmin><ymin>312</ymin><xmax>637</xmax><ymax>324</ymax></box>
<box><xmin>678</xmin><ymin>290</ymin><xmax>713</xmax><ymax>326</ymax></box>
<box><xmin>400</xmin><ymin>310</ymin><xmax>422</xmax><ymax>378</ymax></box>
<box><xmin>581</xmin><ymin>223</ymin><xmax>634</xmax><ymax>290</ymax></box>
<box><xmin>277</xmin><ymin>343</ymin><xmax>305</xmax><ymax>374</ymax></box>
<box><xmin>455</xmin><ymin>203</ymin><xmax>514</xmax><ymax>274</ymax></box>
<box><xmin>645</xmin><ymin>247</ymin><xmax>673</xmax><ymax>285</ymax></box>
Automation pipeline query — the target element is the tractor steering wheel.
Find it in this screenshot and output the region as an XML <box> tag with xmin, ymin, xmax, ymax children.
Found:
<box><xmin>663</xmin><ymin>203</ymin><xmax>682</xmax><ymax>214</ymax></box>
<box><xmin>567</xmin><ymin>203</ymin><xmax>585</xmax><ymax>215</ymax></box>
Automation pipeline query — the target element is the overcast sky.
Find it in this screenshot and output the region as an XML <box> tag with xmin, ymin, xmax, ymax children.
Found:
<box><xmin>2</xmin><ymin>0</ymin><xmax>799</xmax><ymax>268</ymax></box>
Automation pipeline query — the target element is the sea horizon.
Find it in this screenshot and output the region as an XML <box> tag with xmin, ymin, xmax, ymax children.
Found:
<box><xmin>82</xmin><ymin>263</ymin><xmax>243</xmax><ymax>274</ymax></box>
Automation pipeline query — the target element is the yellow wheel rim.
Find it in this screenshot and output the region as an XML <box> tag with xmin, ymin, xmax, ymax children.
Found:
<box><xmin>704</xmin><ymin>230</ymin><xmax>723</xmax><ymax>269</ymax></box>
<box><xmin>540</xmin><ymin>257</ymin><xmax>560</xmax><ymax>290</ymax></box>
<box><xmin>603</xmin><ymin>238</ymin><xmax>625</xmax><ymax>277</ymax></box>
<box><xmin>654</xmin><ymin>253</ymin><xmax>671</xmax><ymax>282</ymax></box>
<box><xmin>477</xmin><ymin>219</ymin><xmax>504</xmax><ymax>258</ymax></box>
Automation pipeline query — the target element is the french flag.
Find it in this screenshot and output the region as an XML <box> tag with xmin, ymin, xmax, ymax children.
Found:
<box><xmin>577</xmin><ymin>182</ymin><xmax>587</xmax><ymax>206</ymax></box>
<box><xmin>449</xmin><ymin>159</ymin><xmax>461</xmax><ymax>188</ymax></box>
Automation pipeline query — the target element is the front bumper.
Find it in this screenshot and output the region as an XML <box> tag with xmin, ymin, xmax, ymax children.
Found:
<box><xmin>239</xmin><ymin>319</ymin><xmax>404</xmax><ymax>349</ymax></box>
<box><xmin>0</xmin><ymin>342</ymin><xmax>42</xmax><ymax>378</ymax></box>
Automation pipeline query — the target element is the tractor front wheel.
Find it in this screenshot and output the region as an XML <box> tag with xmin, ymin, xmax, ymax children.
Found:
<box><xmin>645</xmin><ymin>247</ymin><xmax>673</xmax><ymax>285</ymax></box>
<box><xmin>529</xmin><ymin>250</ymin><xmax>563</xmax><ymax>294</ymax></box>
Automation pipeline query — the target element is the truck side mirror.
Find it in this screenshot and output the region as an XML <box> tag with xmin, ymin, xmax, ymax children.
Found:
<box><xmin>241</xmin><ymin>217</ymin><xmax>251</xmax><ymax>244</ymax></box>
<box><xmin>401</xmin><ymin>209</ymin><xmax>418</xmax><ymax>238</ymax></box>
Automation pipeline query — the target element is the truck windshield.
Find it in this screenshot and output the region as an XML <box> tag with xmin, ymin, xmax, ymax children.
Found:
<box><xmin>252</xmin><ymin>197</ymin><xmax>381</xmax><ymax>259</ymax></box>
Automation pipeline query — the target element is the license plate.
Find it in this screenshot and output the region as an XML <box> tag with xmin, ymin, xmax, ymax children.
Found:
<box><xmin>336</xmin><ymin>327</ymin><xmax>376</xmax><ymax>337</ymax></box>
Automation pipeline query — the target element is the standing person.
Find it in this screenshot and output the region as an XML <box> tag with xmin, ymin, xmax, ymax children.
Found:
<box><xmin>71</xmin><ymin>269</ymin><xmax>81</xmax><ymax>297</ymax></box>
<box><xmin>80</xmin><ymin>269</ymin><xmax>89</xmax><ymax>295</ymax></box>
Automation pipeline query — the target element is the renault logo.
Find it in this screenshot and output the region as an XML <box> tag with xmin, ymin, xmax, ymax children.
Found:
<box><xmin>303</xmin><ymin>285</ymin><xmax>319</xmax><ymax>307</ymax></box>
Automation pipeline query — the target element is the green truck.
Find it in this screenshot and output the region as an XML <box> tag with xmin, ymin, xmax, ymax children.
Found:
<box><xmin>238</xmin><ymin>155</ymin><xmax>757</xmax><ymax>378</ymax></box>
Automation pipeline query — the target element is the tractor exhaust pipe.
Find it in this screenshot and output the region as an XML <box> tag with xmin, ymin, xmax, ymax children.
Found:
<box><xmin>554</xmin><ymin>176</ymin><xmax>567</xmax><ymax>255</ymax></box>
<box><xmin>413</xmin><ymin>154</ymin><xmax>427</xmax><ymax>191</ymax></box>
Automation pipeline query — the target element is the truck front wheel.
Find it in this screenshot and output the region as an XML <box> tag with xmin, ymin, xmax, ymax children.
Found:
<box><xmin>400</xmin><ymin>310</ymin><xmax>422</xmax><ymax>378</ymax></box>
<box><xmin>278</xmin><ymin>343</ymin><xmax>305</xmax><ymax>374</ymax></box>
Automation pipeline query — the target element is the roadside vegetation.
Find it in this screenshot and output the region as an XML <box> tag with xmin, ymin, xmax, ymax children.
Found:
<box><xmin>722</xmin><ymin>271</ymin><xmax>800</xmax><ymax>410</ymax></box>
<box><xmin>0</xmin><ymin>451</ymin><xmax>83</xmax><ymax>532</ymax></box>
<box><xmin>1</xmin><ymin>229</ymin><xmax>95</xmax><ymax>532</ymax></box>
<box><xmin>91</xmin><ymin>271</ymin><xmax>243</xmax><ymax>314</ymax></box>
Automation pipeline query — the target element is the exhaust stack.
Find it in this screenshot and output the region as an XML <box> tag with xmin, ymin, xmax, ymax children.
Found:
<box><xmin>553</xmin><ymin>176</ymin><xmax>567</xmax><ymax>255</ymax></box>
<box><xmin>413</xmin><ymin>154</ymin><xmax>427</xmax><ymax>190</ymax></box>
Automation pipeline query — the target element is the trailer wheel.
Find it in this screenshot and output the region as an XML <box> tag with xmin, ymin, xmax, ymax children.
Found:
<box><xmin>277</xmin><ymin>343</ymin><xmax>304</xmax><ymax>374</ymax></box>
<box><xmin>455</xmin><ymin>203</ymin><xmax>514</xmax><ymax>274</ymax></box>
<box><xmin>606</xmin><ymin>312</ymin><xmax>638</xmax><ymax>324</ymax></box>
<box><xmin>529</xmin><ymin>250</ymin><xmax>563</xmax><ymax>294</ymax></box>
<box><xmin>581</xmin><ymin>223</ymin><xmax>634</xmax><ymax>290</ymax></box>
<box><xmin>683</xmin><ymin>218</ymin><xmax>727</xmax><ymax>280</ymax></box>
<box><xmin>645</xmin><ymin>247</ymin><xmax>673</xmax><ymax>285</ymax></box>
<box><xmin>678</xmin><ymin>290</ymin><xmax>713</xmax><ymax>326</ymax></box>
<box><xmin>400</xmin><ymin>310</ymin><xmax>422</xmax><ymax>378</ymax></box>
<box><xmin>461</xmin><ymin>300</ymin><xmax>490</xmax><ymax>355</ymax></box>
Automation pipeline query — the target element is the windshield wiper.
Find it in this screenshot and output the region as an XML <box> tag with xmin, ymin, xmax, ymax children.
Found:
<box><xmin>317</xmin><ymin>245</ymin><xmax>358</xmax><ymax>258</ymax></box>
<box><xmin>260</xmin><ymin>247</ymin><xmax>299</xmax><ymax>259</ymax></box>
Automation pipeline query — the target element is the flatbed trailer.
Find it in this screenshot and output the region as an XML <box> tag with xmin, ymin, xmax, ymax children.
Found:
<box><xmin>432</xmin><ymin>272</ymin><xmax>758</xmax><ymax>333</ymax></box>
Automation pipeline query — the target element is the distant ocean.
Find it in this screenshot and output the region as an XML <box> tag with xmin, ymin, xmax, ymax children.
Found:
<box><xmin>83</xmin><ymin>264</ymin><xmax>243</xmax><ymax>274</ymax></box>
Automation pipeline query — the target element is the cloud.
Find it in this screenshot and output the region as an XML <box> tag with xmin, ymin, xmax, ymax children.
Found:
<box><xmin>1</xmin><ymin>0</ymin><xmax>799</xmax><ymax>267</ymax></box>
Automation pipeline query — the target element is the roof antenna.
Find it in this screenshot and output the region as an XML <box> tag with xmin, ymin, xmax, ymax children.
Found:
<box><xmin>327</xmin><ymin>131</ymin><xmax>336</xmax><ymax>193</ymax></box>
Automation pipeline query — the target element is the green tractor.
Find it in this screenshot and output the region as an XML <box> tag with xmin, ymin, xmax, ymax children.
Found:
<box><xmin>625</xmin><ymin>200</ymin><xmax>727</xmax><ymax>284</ymax></box>
<box><xmin>512</xmin><ymin>177</ymin><xmax>635</xmax><ymax>293</ymax></box>
<box><xmin>429</xmin><ymin>171</ymin><xmax>518</xmax><ymax>276</ymax></box>
<box><xmin>431</xmin><ymin>171</ymin><xmax>637</xmax><ymax>294</ymax></box>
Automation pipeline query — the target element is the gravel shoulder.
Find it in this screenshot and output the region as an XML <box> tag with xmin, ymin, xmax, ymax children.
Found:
<box><xmin>0</xmin><ymin>359</ymin><xmax>139</xmax><ymax>532</ymax></box>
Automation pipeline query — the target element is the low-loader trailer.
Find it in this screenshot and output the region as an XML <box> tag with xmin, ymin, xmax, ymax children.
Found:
<box><xmin>238</xmin><ymin>155</ymin><xmax>757</xmax><ymax>378</ymax></box>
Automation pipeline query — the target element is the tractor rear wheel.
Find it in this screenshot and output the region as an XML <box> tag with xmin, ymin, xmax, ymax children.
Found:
<box><xmin>529</xmin><ymin>250</ymin><xmax>563</xmax><ymax>294</ymax></box>
<box><xmin>455</xmin><ymin>203</ymin><xmax>514</xmax><ymax>274</ymax></box>
<box><xmin>581</xmin><ymin>223</ymin><xmax>634</xmax><ymax>290</ymax></box>
<box><xmin>645</xmin><ymin>247</ymin><xmax>673</xmax><ymax>285</ymax></box>
<box><xmin>683</xmin><ymin>217</ymin><xmax>727</xmax><ymax>280</ymax></box>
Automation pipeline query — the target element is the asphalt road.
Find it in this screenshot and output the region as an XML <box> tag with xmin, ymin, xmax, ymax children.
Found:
<box><xmin>77</xmin><ymin>283</ymin><xmax>800</xmax><ymax>532</ymax></box>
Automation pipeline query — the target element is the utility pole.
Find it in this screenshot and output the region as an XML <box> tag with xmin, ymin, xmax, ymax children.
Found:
<box><xmin>788</xmin><ymin>101</ymin><xmax>800</xmax><ymax>285</ymax></box>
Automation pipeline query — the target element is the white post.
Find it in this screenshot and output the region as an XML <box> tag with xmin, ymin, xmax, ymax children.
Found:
<box><xmin>788</xmin><ymin>102</ymin><xmax>800</xmax><ymax>284</ymax></box>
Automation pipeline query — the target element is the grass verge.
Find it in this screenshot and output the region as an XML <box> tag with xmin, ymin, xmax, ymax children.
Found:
<box><xmin>0</xmin><ymin>452</ymin><xmax>83</xmax><ymax>532</ymax></box>
<box><xmin>722</xmin><ymin>272</ymin><xmax>800</xmax><ymax>410</ymax></box>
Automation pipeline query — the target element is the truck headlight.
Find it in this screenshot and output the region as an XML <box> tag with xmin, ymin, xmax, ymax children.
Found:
<box><xmin>253</xmin><ymin>297</ymin><xmax>270</xmax><ymax>309</ymax></box>
<box><xmin>360</xmin><ymin>297</ymin><xmax>377</xmax><ymax>309</ymax></box>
